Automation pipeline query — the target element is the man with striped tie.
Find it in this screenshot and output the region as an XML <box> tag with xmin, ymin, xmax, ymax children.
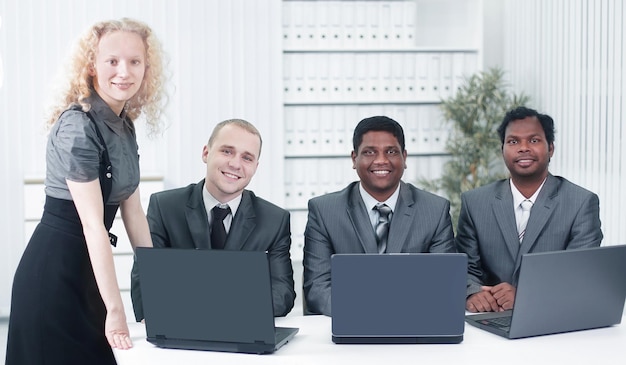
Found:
<box><xmin>303</xmin><ymin>116</ymin><xmax>456</xmax><ymax>316</ymax></box>
<box><xmin>456</xmin><ymin>106</ymin><xmax>603</xmax><ymax>313</ymax></box>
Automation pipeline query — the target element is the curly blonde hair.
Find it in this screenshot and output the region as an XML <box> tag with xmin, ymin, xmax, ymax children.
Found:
<box><xmin>46</xmin><ymin>17</ymin><xmax>168</xmax><ymax>135</ymax></box>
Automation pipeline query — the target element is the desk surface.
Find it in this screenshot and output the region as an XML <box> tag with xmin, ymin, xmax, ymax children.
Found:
<box><xmin>114</xmin><ymin>314</ymin><xmax>626</xmax><ymax>365</ymax></box>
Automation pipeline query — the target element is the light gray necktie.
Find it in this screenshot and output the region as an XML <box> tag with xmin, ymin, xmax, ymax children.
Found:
<box><xmin>518</xmin><ymin>200</ymin><xmax>533</xmax><ymax>243</ymax></box>
<box><xmin>374</xmin><ymin>204</ymin><xmax>392</xmax><ymax>254</ymax></box>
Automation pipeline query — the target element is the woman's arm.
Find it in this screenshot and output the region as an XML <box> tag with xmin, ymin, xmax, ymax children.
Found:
<box><xmin>67</xmin><ymin>179</ymin><xmax>133</xmax><ymax>350</ymax></box>
<box><xmin>120</xmin><ymin>186</ymin><xmax>153</xmax><ymax>250</ymax></box>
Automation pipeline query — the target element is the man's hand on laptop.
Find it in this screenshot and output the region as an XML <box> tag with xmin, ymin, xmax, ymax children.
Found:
<box><xmin>466</xmin><ymin>288</ymin><xmax>500</xmax><ymax>312</ymax></box>
<box><xmin>490</xmin><ymin>282</ymin><xmax>516</xmax><ymax>311</ymax></box>
<box><xmin>466</xmin><ymin>284</ymin><xmax>516</xmax><ymax>313</ymax></box>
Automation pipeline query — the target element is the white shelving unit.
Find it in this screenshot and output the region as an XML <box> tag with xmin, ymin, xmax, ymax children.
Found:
<box><xmin>282</xmin><ymin>0</ymin><xmax>483</xmax><ymax>261</ymax></box>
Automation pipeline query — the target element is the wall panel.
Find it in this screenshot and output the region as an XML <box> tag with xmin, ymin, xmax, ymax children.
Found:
<box><xmin>503</xmin><ymin>0</ymin><xmax>625</xmax><ymax>246</ymax></box>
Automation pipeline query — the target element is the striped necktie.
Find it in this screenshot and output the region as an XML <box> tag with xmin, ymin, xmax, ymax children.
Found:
<box><xmin>518</xmin><ymin>200</ymin><xmax>533</xmax><ymax>243</ymax></box>
<box><xmin>374</xmin><ymin>204</ymin><xmax>392</xmax><ymax>253</ymax></box>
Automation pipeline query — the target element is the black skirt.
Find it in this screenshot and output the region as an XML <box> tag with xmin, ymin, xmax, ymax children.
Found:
<box><xmin>5</xmin><ymin>197</ymin><xmax>119</xmax><ymax>365</ymax></box>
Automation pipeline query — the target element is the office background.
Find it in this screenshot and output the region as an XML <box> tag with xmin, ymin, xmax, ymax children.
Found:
<box><xmin>0</xmin><ymin>0</ymin><xmax>624</xmax><ymax>322</ymax></box>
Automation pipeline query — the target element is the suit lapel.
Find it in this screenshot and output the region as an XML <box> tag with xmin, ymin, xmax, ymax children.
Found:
<box><xmin>186</xmin><ymin>180</ymin><xmax>211</xmax><ymax>249</ymax></box>
<box><xmin>492</xmin><ymin>181</ymin><xmax>520</xmax><ymax>261</ymax></box>
<box><xmin>225</xmin><ymin>191</ymin><xmax>256</xmax><ymax>250</ymax></box>
<box><xmin>346</xmin><ymin>184</ymin><xmax>379</xmax><ymax>253</ymax></box>
<box><xmin>386</xmin><ymin>183</ymin><xmax>413</xmax><ymax>253</ymax></box>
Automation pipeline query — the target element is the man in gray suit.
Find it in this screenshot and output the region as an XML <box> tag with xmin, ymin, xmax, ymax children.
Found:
<box><xmin>303</xmin><ymin>116</ymin><xmax>456</xmax><ymax>316</ymax></box>
<box><xmin>130</xmin><ymin>119</ymin><xmax>296</xmax><ymax>321</ymax></box>
<box><xmin>456</xmin><ymin>106</ymin><xmax>603</xmax><ymax>313</ymax></box>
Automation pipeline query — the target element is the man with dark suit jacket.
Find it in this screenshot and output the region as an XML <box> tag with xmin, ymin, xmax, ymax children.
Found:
<box><xmin>131</xmin><ymin>119</ymin><xmax>296</xmax><ymax>321</ymax></box>
<box><xmin>303</xmin><ymin>116</ymin><xmax>456</xmax><ymax>316</ymax></box>
<box><xmin>456</xmin><ymin>106</ymin><xmax>603</xmax><ymax>313</ymax></box>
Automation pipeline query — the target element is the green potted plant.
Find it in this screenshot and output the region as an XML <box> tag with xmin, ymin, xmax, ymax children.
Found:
<box><xmin>420</xmin><ymin>67</ymin><xmax>530</xmax><ymax>231</ymax></box>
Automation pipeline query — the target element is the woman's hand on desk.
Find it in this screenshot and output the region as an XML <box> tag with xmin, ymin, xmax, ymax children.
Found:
<box><xmin>106</xmin><ymin>308</ymin><xmax>133</xmax><ymax>350</ymax></box>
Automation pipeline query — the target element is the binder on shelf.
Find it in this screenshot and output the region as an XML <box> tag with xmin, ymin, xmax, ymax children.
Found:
<box><xmin>403</xmin><ymin>0</ymin><xmax>417</xmax><ymax>47</ymax></box>
<box><xmin>284</xmin><ymin>160</ymin><xmax>294</xmax><ymax>208</ymax></box>
<box><xmin>415</xmin><ymin>53</ymin><xmax>429</xmax><ymax>102</ymax></box>
<box><xmin>305</xmin><ymin>159</ymin><xmax>320</xmax><ymax>206</ymax></box>
<box><xmin>354</xmin><ymin>53</ymin><xmax>369</xmax><ymax>101</ymax></box>
<box><xmin>327</xmin><ymin>0</ymin><xmax>343</xmax><ymax>49</ymax></box>
<box><xmin>379</xmin><ymin>1</ymin><xmax>393</xmax><ymax>48</ymax></box>
<box><xmin>366</xmin><ymin>53</ymin><xmax>380</xmax><ymax>102</ymax></box>
<box><xmin>387</xmin><ymin>104</ymin><xmax>409</xmax><ymax>146</ymax></box>
<box><xmin>426</xmin><ymin>53</ymin><xmax>442</xmax><ymax>102</ymax></box>
<box><xmin>341</xmin><ymin>0</ymin><xmax>357</xmax><ymax>49</ymax></box>
<box><xmin>328</xmin><ymin>53</ymin><xmax>344</xmax><ymax>101</ymax></box>
<box><xmin>292</xmin><ymin>106</ymin><xmax>310</xmax><ymax>155</ymax></box>
<box><xmin>390</xmin><ymin>53</ymin><xmax>405</xmax><ymax>101</ymax></box>
<box><xmin>429</xmin><ymin>105</ymin><xmax>449</xmax><ymax>154</ymax></box>
<box><xmin>303</xmin><ymin>54</ymin><xmax>319</xmax><ymax>102</ymax></box>
<box><xmin>282</xmin><ymin>0</ymin><xmax>293</xmax><ymax>50</ymax></box>
<box><xmin>390</xmin><ymin>0</ymin><xmax>406</xmax><ymax>48</ymax></box>
<box><xmin>306</xmin><ymin>106</ymin><xmax>321</xmax><ymax>155</ymax></box>
<box><xmin>404</xmin><ymin>52</ymin><xmax>418</xmax><ymax>101</ymax></box>
<box><xmin>315</xmin><ymin>1</ymin><xmax>330</xmax><ymax>49</ymax></box>
<box><xmin>284</xmin><ymin>106</ymin><xmax>297</xmax><ymax>156</ymax></box>
<box><xmin>315</xmin><ymin>53</ymin><xmax>331</xmax><ymax>102</ymax></box>
<box><xmin>332</xmin><ymin>106</ymin><xmax>349</xmax><ymax>155</ymax></box>
<box><xmin>380</xmin><ymin>53</ymin><xmax>394</xmax><ymax>101</ymax></box>
<box><xmin>418</xmin><ymin>105</ymin><xmax>433</xmax><ymax>154</ymax></box>
<box><xmin>291</xmin><ymin>53</ymin><xmax>306</xmax><ymax>103</ymax></box>
<box><xmin>453</xmin><ymin>52</ymin><xmax>480</xmax><ymax>94</ymax></box>
<box><xmin>318</xmin><ymin>156</ymin><xmax>333</xmax><ymax>196</ymax></box>
<box><xmin>405</xmin><ymin>105</ymin><xmax>422</xmax><ymax>154</ymax></box>
<box><xmin>452</xmin><ymin>52</ymin><xmax>466</xmax><ymax>94</ymax></box>
<box><xmin>366</xmin><ymin>0</ymin><xmax>381</xmax><ymax>48</ymax></box>
<box><xmin>319</xmin><ymin>106</ymin><xmax>336</xmax><ymax>155</ymax></box>
<box><xmin>291</xmin><ymin>159</ymin><xmax>309</xmax><ymax>209</ymax></box>
<box><xmin>289</xmin><ymin>0</ymin><xmax>306</xmax><ymax>49</ymax></box>
<box><xmin>283</xmin><ymin>53</ymin><xmax>294</xmax><ymax>104</ymax></box>
<box><xmin>302</xmin><ymin>1</ymin><xmax>318</xmax><ymax>49</ymax></box>
<box><xmin>342</xmin><ymin>53</ymin><xmax>357</xmax><ymax>102</ymax></box>
<box><xmin>354</xmin><ymin>1</ymin><xmax>369</xmax><ymax>48</ymax></box>
<box><xmin>439</xmin><ymin>52</ymin><xmax>454</xmax><ymax>100</ymax></box>
<box><xmin>344</xmin><ymin>106</ymin><xmax>359</xmax><ymax>152</ymax></box>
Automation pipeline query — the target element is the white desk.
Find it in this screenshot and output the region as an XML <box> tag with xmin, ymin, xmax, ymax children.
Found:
<box><xmin>114</xmin><ymin>314</ymin><xmax>626</xmax><ymax>365</ymax></box>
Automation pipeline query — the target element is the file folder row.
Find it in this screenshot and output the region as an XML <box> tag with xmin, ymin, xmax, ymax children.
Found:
<box><xmin>283</xmin><ymin>51</ymin><xmax>478</xmax><ymax>104</ymax></box>
<box><xmin>284</xmin><ymin>103</ymin><xmax>450</xmax><ymax>157</ymax></box>
<box><xmin>283</xmin><ymin>0</ymin><xmax>418</xmax><ymax>50</ymax></box>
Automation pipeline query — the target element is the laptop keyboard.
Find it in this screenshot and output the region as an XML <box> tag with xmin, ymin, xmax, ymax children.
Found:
<box><xmin>480</xmin><ymin>316</ymin><xmax>511</xmax><ymax>330</ymax></box>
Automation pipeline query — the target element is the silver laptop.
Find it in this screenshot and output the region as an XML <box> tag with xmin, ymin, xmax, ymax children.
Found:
<box><xmin>331</xmin><ymin>253</ymin><xmax>467</xmax><ymax>344</ymax></box>
<box><xmin>136</xmin><ymin>248</ymin><xmax>298</xmax><ymax>354</ymax></box>
<box><xmin>465</xmin><ymin>245</ymin><xmax>626</xmax><ymax>339</ymax></box>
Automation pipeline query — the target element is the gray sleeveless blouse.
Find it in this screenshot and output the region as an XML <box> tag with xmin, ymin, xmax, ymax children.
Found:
<box><xmin>44</xmin><ymin>92</ymin><xmax>140</xmax><ymax>204</ymax></box>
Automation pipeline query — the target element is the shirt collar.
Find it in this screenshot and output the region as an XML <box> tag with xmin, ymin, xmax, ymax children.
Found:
<box><xmin>359</xmin><ymin>182</ymin><xmax>401</xmax><ymax>212</ymax></box>
<box><xmin>510</xmin><ymin>177</ymin><xmax>546</xmax><ymax>208</ymax></box>
<box><xmin>202</xmin><ymin>181</ymin><xmax>242</xmax><ymax>218</ymax></box>
<box><xmin>86</xmin><ymin>90</ymin><xmax>128</xmax><ymax>135</ymax></box>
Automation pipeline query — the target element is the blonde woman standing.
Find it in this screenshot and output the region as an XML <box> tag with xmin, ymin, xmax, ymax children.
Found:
<box><xmin>6</xmin><ymin>18</ymin><xmax>168</xmax><ymax>365</ymax></box>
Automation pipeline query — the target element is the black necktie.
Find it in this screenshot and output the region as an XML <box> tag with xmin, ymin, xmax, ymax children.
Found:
<box><xmin>211</xmin><ymin>205</ymin><xmax>231</xmax><ymax>249</ymax></box>
<box><xmin>374</xmin><ymin>204</ymin><xmax>392</xmax><ymax>254</ymax></box>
